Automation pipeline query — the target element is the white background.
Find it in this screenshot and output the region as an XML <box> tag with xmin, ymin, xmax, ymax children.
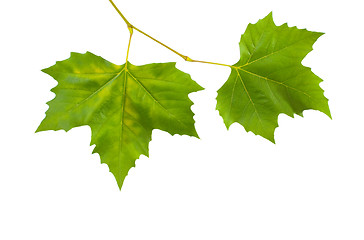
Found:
<box><xmin>1</xmin><ymin>0</ymin><xmax>363</xmax><ymax>239</ymax></box>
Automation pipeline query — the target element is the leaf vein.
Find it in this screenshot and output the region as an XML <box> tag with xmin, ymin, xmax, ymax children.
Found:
<box><xmin>235</xmin><ymin>69</ymin><xmax>263</xmax><ymax>126</ymax></box>
<box><xmin>69</xmin><ymin>68</ymin><xmax>126</xmax><ymax>112</ymax></box>
<box><xmin>241</xmin><ymin>35</ymin><xmax>315</xmax><ymax>67</ymax></box>
<box><xmin>240</xmin><ymin>69</ymin><xmax>312</xmax><ymax>98</ymax></box>
<box><xmin>127</xmin><ymin>71</ymin><xmax>188</xmax><ymax>129</ymax></box>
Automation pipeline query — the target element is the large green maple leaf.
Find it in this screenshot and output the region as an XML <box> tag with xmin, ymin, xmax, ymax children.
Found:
<box><xmin>37</xmin><ymin>52</ymin><xmax>203</xmax><ymax>189</ymax></box>
<box><xmin>216</xmin><ymin>13</ymin><xmax>331</xmax><ymax>142</ymax></box>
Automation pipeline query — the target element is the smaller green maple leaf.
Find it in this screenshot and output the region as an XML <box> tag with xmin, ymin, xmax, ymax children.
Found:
<box><xmin>37</xmin><ymin>52</ymin><xmax>203</xmax><ymax>189</ymax></box>
<box><xmin>216</xmin><ymin>12</ymin><xmax>331</xmax><ymax>143</ymax></box>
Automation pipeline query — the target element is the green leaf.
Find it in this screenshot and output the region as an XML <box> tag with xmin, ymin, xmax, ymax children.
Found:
<box><xmin>37</xmin><ymin>52</ymin><xmax>203</xmax><ymax>189</ymax></box>
<box><xmin>216</xmin><ymin>12</ymin><xmax>331</xmax><ymax>143</ymax></box>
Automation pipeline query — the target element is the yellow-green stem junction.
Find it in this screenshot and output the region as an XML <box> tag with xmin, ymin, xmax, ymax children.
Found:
<box><xmin>108</xmin><ymin>0</ymin><xmax>234</xmax><ymax>68</ymax></box>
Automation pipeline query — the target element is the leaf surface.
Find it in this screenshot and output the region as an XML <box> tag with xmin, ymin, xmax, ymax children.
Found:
<box><xmin>216</xmin><ymin>13</ymin><xmax>331</xmax><ymax>142</ymax></box>
<box><xmin>37</xmin><ymin>52</ymin><xmax>203</xmax><ymax>189</ymax></box>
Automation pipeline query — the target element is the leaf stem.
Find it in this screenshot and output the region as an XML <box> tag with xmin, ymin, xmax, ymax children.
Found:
<box><xmin>186</xmin><ymin>59</ymin><xmax>235</xmax><ymax>68</ymax></box>
<box><xmin>108</xmin><ymin>0</ymin><xmax>234</xmax><ymax>69</ymax></box>
<box><xmin>132</xmin><ymin>26</ymin><xmax>189</xmax><ymax>61</ymax></box>
<box><xmin>108</xmin><ymin>0</ymin><xmax>132</xmax><ymax>29</ymax></box>
<box><xmin>125</xmin><ymin>27</ymin><xmax>133</xmax><ymax>66</ymax></box>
